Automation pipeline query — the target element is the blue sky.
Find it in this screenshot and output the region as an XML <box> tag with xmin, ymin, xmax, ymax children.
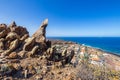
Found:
<box><xmin>0</xmin><ymin>0</ymin><xmax>120</xmax><ymax>37</ymax></box>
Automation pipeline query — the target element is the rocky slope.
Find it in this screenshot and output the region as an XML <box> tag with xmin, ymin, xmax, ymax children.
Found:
<box><xmin>0</xmin><ymin>19</ymin><xmax>120</xmax><ymax>80</ymax></box>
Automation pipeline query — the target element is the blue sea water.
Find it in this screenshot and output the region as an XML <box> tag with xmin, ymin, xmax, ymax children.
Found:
<box><xmin>48</xmin><ymin>37</ymin><xmax>120</xmax><ymax>55</ymax></box>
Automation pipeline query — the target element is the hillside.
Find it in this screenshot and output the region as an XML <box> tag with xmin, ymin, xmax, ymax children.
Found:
<box><xmin>0</xmin><ymin>19</ymin><xmax>120</xmax><ymax>80</ymax></box>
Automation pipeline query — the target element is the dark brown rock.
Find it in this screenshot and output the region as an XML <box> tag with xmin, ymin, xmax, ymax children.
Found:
<box><xmin>46</xmin><ymin>40</ymin><xmax>51</xmax><ymax>48</ymax></box>
<box><xmin>65</xmin><ymin>50</ymin><xmax>75</xmax><ymax>64</ymax></box>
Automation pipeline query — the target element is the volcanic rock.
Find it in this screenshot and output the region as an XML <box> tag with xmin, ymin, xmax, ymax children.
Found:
<box><xmin>32</xmin><ymin>19</ymin><xmax>48</xmax><ymax>43</ymax></box>
<box><xmin>0</xmin><ymin>19</ymin><xmax>77</xmax><ymax>80</ymax></box>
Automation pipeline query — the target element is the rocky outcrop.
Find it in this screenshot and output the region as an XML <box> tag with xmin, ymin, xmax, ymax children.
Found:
<box><xmin>46</xmin><ymin>45</ymin><xmax>75</xmax><ymax>66</ymax></box>
<box><xmin>0</xmin><ymin>19</ymin><xmax>51</xmax><ymax>59</ymax></box>
<box><xmin>32</xmin><ymin>19</ymin><xmax>48</xmax><ymax>43</ymax></box>
<box><xmin>0</xmin><ymin>19</ymin><xmax>76</xmax><ymax>80</ymax></box>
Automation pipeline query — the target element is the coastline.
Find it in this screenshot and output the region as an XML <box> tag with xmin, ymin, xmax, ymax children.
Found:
<box><xmin>49</xmin><ymin>39</ymin><xmax>120</xmax><ymax>70</ymax></box>
<box><xmin>48</xmin><ymin>38</ymin><xmax>120</xmax><ymax>57</ymax></box>
<box><xmin>1</xmin><ymin>21</ymin><xmax>120</xmax><ymax>79</ymax></box>
<box><xmin>84</xmin><ymin>44</ymin><xmax>120</xmax><ymax>57</ymax></box>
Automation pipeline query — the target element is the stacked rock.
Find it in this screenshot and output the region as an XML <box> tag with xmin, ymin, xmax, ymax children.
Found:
<box><xmin>0</xmin><ymin>19</ymin><xmax>49</xmax><ymax>60</ymax></box>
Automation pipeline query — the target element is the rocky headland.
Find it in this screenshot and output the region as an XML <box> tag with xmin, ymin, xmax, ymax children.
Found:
<box><xmin>0</xmin><ymin>19</ymin><xmax>120</xmax><ymax>80</ymax></box>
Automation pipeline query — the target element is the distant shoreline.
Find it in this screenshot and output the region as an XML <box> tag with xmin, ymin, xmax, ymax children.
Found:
<box><xmin>80</xmin><ymin>43</ymin><xmax>120</xmax><ymax>57</ymax></box>
<box><xmin>85</xmin><ymin>44</ymin><xmax>120</xmax><ymax>57</ymax></box>
<box><xmin>48</xmin><ymin>38</ymin><xmax>120</xmax><ymax>57</ymax></box>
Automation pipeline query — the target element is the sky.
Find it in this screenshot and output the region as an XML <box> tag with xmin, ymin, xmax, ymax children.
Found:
<box><xmin>0</xmin><ymin>0</ymin><xmax>120</xmax><ymax>37</ymax></box>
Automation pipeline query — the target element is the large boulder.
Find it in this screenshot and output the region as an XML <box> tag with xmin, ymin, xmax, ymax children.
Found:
<box><xmin>32</xmin><ymin>19</ymin><xmax>48</xmax><ymax>43</ymax></box>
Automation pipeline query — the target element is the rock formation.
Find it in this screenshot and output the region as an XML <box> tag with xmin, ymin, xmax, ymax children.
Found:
<box><xmin>32</xmin><ymin>19</ymin><xmax>48</xmax><ymax>43</ymax></box>
<box><xmin>0</xmin><ymin>19</ymin><xmax>49</xmax><ymax>58</ymax></box>
<box><xmin>0</xmin><ymin>19</ymin><xmax>76</xmax><ymax>79</ymax></box>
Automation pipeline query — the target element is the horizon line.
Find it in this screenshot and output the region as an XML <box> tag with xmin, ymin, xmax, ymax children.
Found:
<box><xmin>46</xmin><ymin>36</ymin><xmax>120</xmax><ymax>37</ymax></box>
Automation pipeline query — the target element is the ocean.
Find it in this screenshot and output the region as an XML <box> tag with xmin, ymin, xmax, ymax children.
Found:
<box><xmin>48</xmin><ymin>37</ymin><xmax>120</xmax><ymax>55</ymax></box>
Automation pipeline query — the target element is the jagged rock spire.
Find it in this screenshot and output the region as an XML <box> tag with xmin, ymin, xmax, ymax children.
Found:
<box><xmin>41</xmin><ymin>18</ymin><xmax>48</xmax><ymax>29</ymax></box>
<box><xmin>9</xmin><ymin>21</ymin><xmax>17</xmax><ymax>27</ymax></box>
<box><xmin>32</xmin><ymin>18</ymin><xmax>48</xmax><ymax>43</ymax></box>
<box><xmin>9</xmin><ymin>21</ymin><xmax>17</xmax><ymax>32</ymax></box>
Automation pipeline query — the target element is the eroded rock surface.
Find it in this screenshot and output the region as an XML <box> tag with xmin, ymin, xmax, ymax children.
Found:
<box><xmin>0</xmin><ymin>19</ymin><xmax>76</xmax><ymax>80</ymax></box>
<box><xmin>1</xmin><ymin>19</ymin><xmax>120</xmax><ymax>80</ymax></box>
<box><xmin>32</xmin><ymin>19</ymin><xmax>48</xmax><ymax>43</ymax></box>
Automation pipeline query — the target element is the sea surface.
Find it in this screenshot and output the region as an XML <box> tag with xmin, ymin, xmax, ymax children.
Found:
<box><xmin>47</xmin><ymin>37</ymin><xmax>120</xmax><ymax>55</ymax></box>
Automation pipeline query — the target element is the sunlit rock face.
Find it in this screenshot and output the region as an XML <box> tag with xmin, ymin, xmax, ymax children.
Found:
<box><xmin>32</xmin><ymin>19</ymin><xmax>48</xmax><ymax>43</ymax></box>
<box><xmin>0</xmin><ymin>19</ymin><xmax>49</xmax><ymax>58</ymax></box>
